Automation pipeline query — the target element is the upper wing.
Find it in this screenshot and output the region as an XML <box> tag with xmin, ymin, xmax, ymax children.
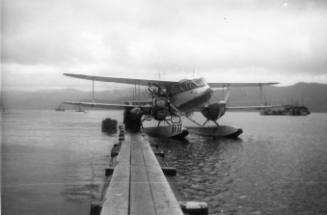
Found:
<box><xmin>208</xmin><ymin>82</ymin><xmax>279</xmax><ymax>88</ymax></box>
<box><xmin>63</xmin><ymin>73</ymin><xmax>177</xmax><ymax>88</ymax></box>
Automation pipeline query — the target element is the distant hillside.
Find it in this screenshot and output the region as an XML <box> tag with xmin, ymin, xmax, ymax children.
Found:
<box><xmin>2</xmin><ymin>82</ymin><xmax>327</xmax><ymax>112</ymax></box>
<box><xmin>224</xmin><ymin>82</ymin><xmax>327</xmax><ymax>112</ymax></box>
<box><xmin>2</xmin><ymin>88</ymin><xmax>148</xmax><ymax>110</ymax></box>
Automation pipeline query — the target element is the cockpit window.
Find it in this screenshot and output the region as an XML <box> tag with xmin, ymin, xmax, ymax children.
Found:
<box><xmin>193</xmin><ymin>78</ymin><xmax>206</xmax><ymax>87</ymax></box>
<box><xmin>169</xmin><ymin>78</ymin><xmax>206</xmax><ymax>95</ymax></box>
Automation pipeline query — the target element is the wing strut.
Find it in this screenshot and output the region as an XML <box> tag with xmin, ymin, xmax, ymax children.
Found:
<box><xmin>92</xmin><ymin>80</ymin><xmax>95</xmax><ymax>102</ymax></box>
<box><xmin>169</xmin><ymin>104</ymin><xmax>202</xmax><ymax>127</ymax></box>
<box><xmin>259</xmin><ymin>84</ymin><xmax>266</xmax><ymax>105</ymax></box>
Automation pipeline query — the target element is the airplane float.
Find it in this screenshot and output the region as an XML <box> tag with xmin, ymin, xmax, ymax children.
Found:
<box><xmin>63</xmin><ymin>73</ymin><xmax>278</xmax><ymax>138</ymax></box>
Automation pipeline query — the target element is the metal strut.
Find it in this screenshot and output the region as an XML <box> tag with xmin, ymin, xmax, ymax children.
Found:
<box><xmin>259</xmin><ymin>84</ymin><xmax>265</xmax><ymax>105</ymax></box>
<box><xmin>92</xmin><ymin>80</ymin><xmax>95</xmax><ymax>102</ymax></box>
<box><xmin>202</xmin><ymin>119</ymin><xmax>219</xmax><ymax>127</ymax></box>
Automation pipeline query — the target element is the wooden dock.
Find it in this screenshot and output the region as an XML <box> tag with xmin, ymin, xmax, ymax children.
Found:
<box><xmin>100</xmin><ymin>132</ymin><xmax>184</xmax><ymax>215</ymax></box>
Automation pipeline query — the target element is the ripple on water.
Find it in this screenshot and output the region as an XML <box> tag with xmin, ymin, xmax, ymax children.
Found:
<box><xmin>150</xmin><ymin>114</ymin><xmax>327</xmax><ymax>215</ymax></box>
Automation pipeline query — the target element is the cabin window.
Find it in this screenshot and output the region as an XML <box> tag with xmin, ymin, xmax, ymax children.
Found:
<box><xmin>169</xmin><ymin>79</ymin><xmax>204</xmax><ymax>95</ymax></box>
<box><xmin>194</xmin><ymin>78</ymin><xmax>205</xmax><ymax>87</ymax></box>
<box><xmin>180</xmin><ymin>80</ymin><xmax>196</xmax><ymax>90</ymax></box>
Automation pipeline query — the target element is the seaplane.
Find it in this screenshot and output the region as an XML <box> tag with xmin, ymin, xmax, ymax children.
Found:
<box><xmin>63</xmin><ymin>73</ymin><xmax>278</xmax><ymax>138</ymax></box>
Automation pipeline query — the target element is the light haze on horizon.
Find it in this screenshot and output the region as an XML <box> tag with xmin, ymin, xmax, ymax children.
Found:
<box><xmin>2</xmin><ymin>0</ymin><xmax>327</xmax><ymax>90</ymax></box>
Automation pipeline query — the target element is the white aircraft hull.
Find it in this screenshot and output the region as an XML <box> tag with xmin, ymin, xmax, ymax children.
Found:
<box><xmin>171</xmin><ymin>85</ymin><xmax>211</xmax><ymax>108</ymax></box>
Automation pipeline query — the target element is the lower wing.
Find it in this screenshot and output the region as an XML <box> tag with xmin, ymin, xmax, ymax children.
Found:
<box><xmin>63</xmin><ymin>101</ymin><xmax>139</xmax><ymax>110</ymax></box>
<box><xmin>226</xmin><ymin>105</ymin><xmax>282</xmax><ymax>110</ymax></box>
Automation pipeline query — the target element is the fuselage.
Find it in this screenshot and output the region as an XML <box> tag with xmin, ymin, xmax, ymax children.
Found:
<box><xmin>168</xmin><ymin>78</ymin><xmax>213</xmax><ymax>112</ymax></box>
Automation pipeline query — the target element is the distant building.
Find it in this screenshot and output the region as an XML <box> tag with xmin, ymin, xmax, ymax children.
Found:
<box><xmin>261</xmin><ymin>105</ymin><xmax>310</xmax><ymax>116</ymax></box>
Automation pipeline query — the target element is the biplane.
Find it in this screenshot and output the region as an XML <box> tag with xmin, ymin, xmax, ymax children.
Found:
<box><xmin>64</xmin><ymin>73</ymin><xmax>278</xmax><ymax>138</ymax></box>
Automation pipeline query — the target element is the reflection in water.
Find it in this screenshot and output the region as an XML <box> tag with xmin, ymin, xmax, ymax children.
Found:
<box><xmin>149</xmin><ymin>135</ymin><xmax>243</xmax><ymax>214</ymax></box>
<box><xmin>149</xmin><ymin>119</ymin><xmax>327</xmax><ymax>215</ymax></box>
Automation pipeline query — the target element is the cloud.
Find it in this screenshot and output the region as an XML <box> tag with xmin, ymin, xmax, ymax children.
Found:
<box><xmin>2</xmin><ymin>0</ymin><xmax>327</xmax><ymax>90</ymax></box>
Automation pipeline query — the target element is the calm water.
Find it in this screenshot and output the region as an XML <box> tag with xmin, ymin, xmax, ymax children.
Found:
<box><xmin>2</xmin><ymin>110</ymin><xmax>327</xmax><ymax>215</ymax></box>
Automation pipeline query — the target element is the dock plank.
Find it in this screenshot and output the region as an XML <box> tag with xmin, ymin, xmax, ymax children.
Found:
<box><xmin>130</xmin><ymin>134</ymin><xmax>156</xmax><ymax>215</ymax></box>
<box><xmin>101</xmin><ymin>138</ymin><xmax>131</xmax><ymax>215</ymax></box>
<box><xmin>142</xmin><ymin>137</ymin><xmax>184</xmax><ymax>215</ymax></box>
<box><xmin>100</xmin><ymin>132</ymin><xmax>183</xmax><ymax>215</ymax></box>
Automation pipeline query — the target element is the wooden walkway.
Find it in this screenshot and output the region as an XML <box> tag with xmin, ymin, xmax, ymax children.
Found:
<box><xmin>101</xmin><ymin>133</ymin><xmax>184</xmax><ymax>215</ymax></box>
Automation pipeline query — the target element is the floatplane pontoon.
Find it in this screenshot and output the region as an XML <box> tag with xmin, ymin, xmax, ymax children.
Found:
<box><xmin>63</xmin><ymin>73</ymin><xmax>278</xmax><ymax>138</ymax></box>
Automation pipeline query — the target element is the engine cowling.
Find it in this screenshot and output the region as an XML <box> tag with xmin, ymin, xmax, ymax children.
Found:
<box><xmin>152</xmin><ymin>97</ymin><xmax>170</xmax><ymax>121</ymax></box>
<box><xmin>201</xmin><ymin>102</ymin><xmax>226</xmax><ymax>121</ymax></box>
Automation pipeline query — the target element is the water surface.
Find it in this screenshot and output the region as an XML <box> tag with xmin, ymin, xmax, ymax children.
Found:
<box><xmin>2</xmin><ymin>110</ymin><xmax>327</xmax><ymax>215</ymax></box>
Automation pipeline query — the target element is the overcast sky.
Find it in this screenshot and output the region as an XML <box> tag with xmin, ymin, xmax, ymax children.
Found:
<box><xmin>2</xmin><ymin>0</ymin><xmax>327</xmax><ymax>90</ymax></box>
